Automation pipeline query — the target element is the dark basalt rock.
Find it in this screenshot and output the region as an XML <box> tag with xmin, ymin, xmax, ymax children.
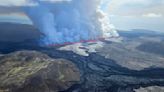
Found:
<box><xmin>40</xmin><ymin>49</ymin><xmax>164</xmax><ymax>92</ymax></box>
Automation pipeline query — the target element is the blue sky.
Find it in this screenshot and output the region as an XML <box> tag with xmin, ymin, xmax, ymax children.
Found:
<box><xmin>103</xmin><ymin>0</ymin><xmax>164</xmax><ymax>31</ymax></box>
<box><xmin>0</xmin><ymin>0</ymin><xmax>164</xmax><ymax>31</ymax></box>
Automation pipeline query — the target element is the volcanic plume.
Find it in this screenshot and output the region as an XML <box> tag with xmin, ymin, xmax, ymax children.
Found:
<box><xmin>23</xmin><ymin>0</ymin><xmax>119</xmax><ymax>45</ymax></box>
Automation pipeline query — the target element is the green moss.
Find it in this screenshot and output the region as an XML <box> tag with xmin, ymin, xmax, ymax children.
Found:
<box><xmin>59</xmin><ymin>74</ymin><xmax>65</xmax><ymax>80</ymax></box>
<box><xmin>1</xmin><ymin>60</ymin><xmax>50</xmax><ymax>86</ymax></box>
<box><xmin>8</xmin><ymin>67</ymin><xmax>23</xmax><ymax>74</ymax></box>
<box><xmin>0</xmin><ymin>89</ymin><xmax>9</xmax><ymax>92</ymax></box>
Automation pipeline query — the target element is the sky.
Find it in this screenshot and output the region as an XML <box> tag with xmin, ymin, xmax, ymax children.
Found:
<box><xmin>105</xmin><ymin>0</ymin><xmax>164</xmax><ymax>31</ymax></box>
<box><xmin>0</xmin><ymin>0</ymin><xmax>164</xmax><ymax>31</ymax></box>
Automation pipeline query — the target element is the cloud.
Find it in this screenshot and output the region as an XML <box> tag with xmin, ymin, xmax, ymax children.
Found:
<box><xmin>106</xmin><ymin>0</ymin><xmax>164</xmax><ymax>17</ymax></box>
<box><xmin>0</xmin><ymin>0</ymin><xmax>70</xmax><ymax>6</ymax></box>
<box><xmin>0</xmin><ymin>0</ymin><xmax>33</xmax><ymax>6</ymax></box>
<box><xmin>0</xmin><ymin>0</ymin><xmax>72</xmax><ymax>14</ymax></box>
<box><xmin>142</xmin><ymin>13</ymin><xmax>162</xmax><ymax>18</ymax></box>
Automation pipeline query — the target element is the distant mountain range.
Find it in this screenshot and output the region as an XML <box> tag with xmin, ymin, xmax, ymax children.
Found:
<box><xmin>118</xmin><ymin>29</ymin><xmax>164</xmax><ymax>38</ymax></box>
<box><xmin>0</xmin><ymin>22</ymin><xmax>41</xmax><ymax>42</ymax></box>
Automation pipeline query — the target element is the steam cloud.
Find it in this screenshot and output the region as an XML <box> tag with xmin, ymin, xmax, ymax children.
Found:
<box><xmin>23</xmin><ymin>0</ymin><xmax>119</xmax><ymax>45</ymax></box>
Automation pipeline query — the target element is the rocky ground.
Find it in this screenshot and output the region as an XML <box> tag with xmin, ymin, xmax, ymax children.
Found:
<box><xmin>0</xmin><ymin>38</ymin><xmax>164</xmax><ymax>92</ymax></box>
<box><xmin>40</xmin><ymin>47</ymin><xmax>164</xmax><ymax>92</ymax></box>
<box><xmin>1</xmin><ymin>23</ymin><xmax>164</xmax><ymax>92</ymax></box>
<box><xmin>0</xmin><ymin>51</ymin><xmax>80</xmax><ymax>92</ymax></box>
<box><xmin>1</xmin><ymin>37</ymin><xmax>164</xmax><ymax>92</ymax></box>
<box><xmin>97</xmin><ymin>40</ymin><xmax>164</xmax><ymax>70</ymax></box>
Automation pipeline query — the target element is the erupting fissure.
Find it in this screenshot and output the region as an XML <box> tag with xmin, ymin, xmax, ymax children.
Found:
<box><xmin>23</xmin><ymin>0</ymin><xmax>119</xmax><ymax>45</ymax></box>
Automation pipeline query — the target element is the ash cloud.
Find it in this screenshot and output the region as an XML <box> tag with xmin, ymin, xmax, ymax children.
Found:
<box><xmin>0</xmin><ymin>0</ymin><xmax>119</xmax><ymax>45</ymax></box>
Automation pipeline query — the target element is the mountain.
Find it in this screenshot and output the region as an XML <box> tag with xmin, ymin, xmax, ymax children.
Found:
<box><xmin>118</xmin><ymin>29</ymin><xmax>164</xmax><ymax>38</ymax></box>
<box><xmin>0</xmin><ymin>51</ymin><xmax>80</xmax><ymax>92</ymax></box>
<box><xmin>0</xmin><ymin>22</ymin><xmax>41</xmax><ymax>42</ymax></box>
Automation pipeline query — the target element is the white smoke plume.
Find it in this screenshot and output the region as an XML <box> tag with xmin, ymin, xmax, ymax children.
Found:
<box><xmin>1</xmin><ymin>0</ymin><xmax>119</xmax><ymax>45</ymax></box>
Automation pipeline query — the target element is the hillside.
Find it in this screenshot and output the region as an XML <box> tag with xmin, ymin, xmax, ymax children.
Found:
<box><xmin>0</xmin><ymin>51</ymin><xmax>80</xmax><ymax>92</ymax></box>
